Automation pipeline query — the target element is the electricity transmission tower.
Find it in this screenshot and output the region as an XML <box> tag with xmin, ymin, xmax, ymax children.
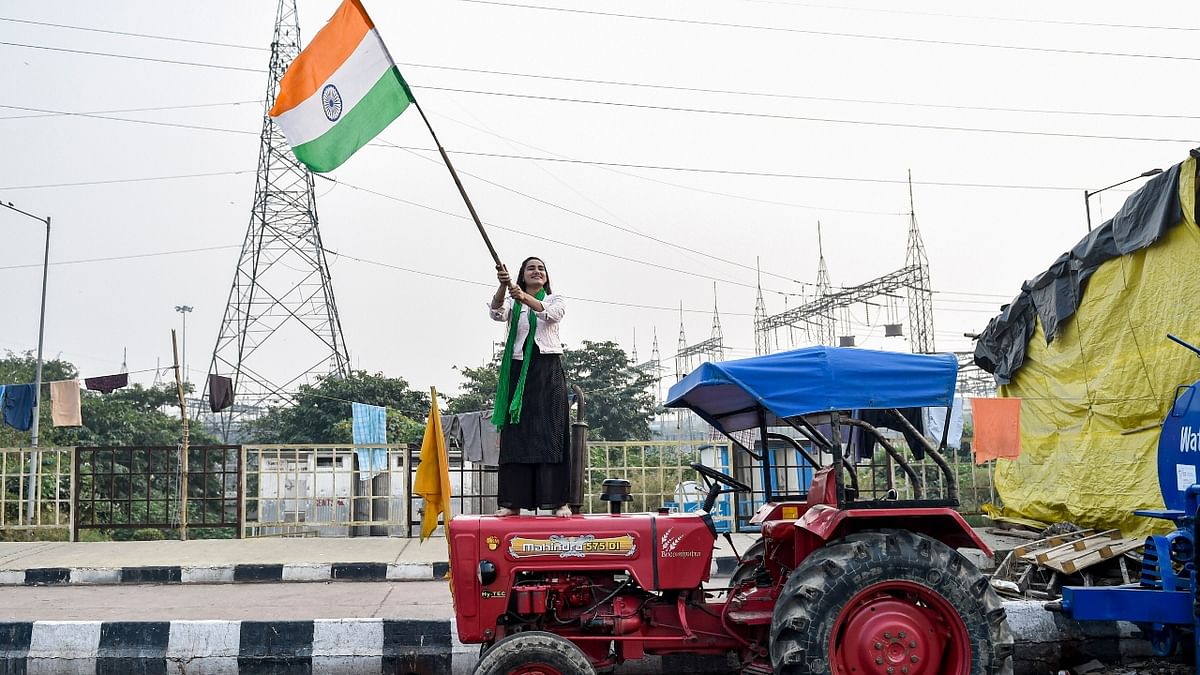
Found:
<box><xmin>201</xmin><ymin>0</ymin><xmax>350</xmax><ymax>439</ymax></box>
<box><xmin>904</xmin><ymin>170</ymin><xmax>935</xmax><ymax>354</ymax></box>
<box><xmin>754</xmin><ymin>175</ymin><xmax>935</xmax><ymax>354</ymax></box>
<box><xmin>754</xmin><ymin>259</ymin><xmax>771</xmax><ymax>355</ymax></box>
<box><xmin>675</xmin><ymin>287</ymin><xmax>727</xmax><ymax>377</ymax></box>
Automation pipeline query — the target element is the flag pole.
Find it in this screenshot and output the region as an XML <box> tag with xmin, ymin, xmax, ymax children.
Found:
<box><xmin>410</xmin><ymin>99</ymin><xmax>503</xmax><ymax>268</ymax></box>
<box><xmin>362</xmin><ymin>3</ymin><xmax>502</xmax><ymax>270</ymax></box>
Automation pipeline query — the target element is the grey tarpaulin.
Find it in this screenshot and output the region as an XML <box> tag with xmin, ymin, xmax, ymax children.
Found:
<box><xmin>974</xmin><ymin>162</ymin><xmax>1186</xmax><ymax>384</ymax></box>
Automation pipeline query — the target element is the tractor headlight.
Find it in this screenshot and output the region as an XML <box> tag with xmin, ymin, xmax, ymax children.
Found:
<box><xmin>478</xmin><ymin>560</ymin><xmax>497</xmax><ymax>586</ymax></box>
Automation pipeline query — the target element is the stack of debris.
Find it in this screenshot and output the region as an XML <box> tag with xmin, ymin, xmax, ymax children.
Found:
<box><xmin>988</xmin><ymin>527</ymin><xmax>1144</xmax><ymax>600</ymax></box>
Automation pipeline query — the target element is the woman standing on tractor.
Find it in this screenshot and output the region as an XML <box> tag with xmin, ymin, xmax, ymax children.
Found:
<box><xmin>488</xmin><ymin>256</ymin><xmax>571</xmax><ymax>517</ymax></box>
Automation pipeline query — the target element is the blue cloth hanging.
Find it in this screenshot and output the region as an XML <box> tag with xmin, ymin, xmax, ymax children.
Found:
<box><xmin>351</xmin><ymin>402</ymin><xmax>388</xmax><ymax>476</ymax></box>
<box><xmin>2</xmin><ymin>384</ymin><xmax>37</xmax><ymax>432</ymax></box>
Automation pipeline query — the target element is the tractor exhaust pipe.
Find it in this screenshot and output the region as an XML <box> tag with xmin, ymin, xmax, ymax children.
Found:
<box><xmin>569</xmin><ymin>384</ymin><xmax>588</xmax><ymax>515</ymax></box>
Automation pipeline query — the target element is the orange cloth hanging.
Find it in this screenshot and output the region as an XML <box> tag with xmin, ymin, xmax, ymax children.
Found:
<box><xmin>972</xmin><ymin>397</ymin><xmax>1021</xmax><ymax>464</ymax></box>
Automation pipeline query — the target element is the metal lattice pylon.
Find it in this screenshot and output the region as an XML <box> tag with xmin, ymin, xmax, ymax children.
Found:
<box><xmin>754</xmin><ymin>206</ymin><xmax>936</xmax><ymax>355</ymax></box>
<box><xmin>905</xmin><ymin>170</ymin><xmax>936</xmax><ymax>353</ymax></box>
<box><xmin>200</xmin><ymin>0</ymin><xmax>350</xmax><ymax>440</ymax></box>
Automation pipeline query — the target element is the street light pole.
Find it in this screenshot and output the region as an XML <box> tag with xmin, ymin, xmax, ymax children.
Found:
<box><xmin>1084</xmin><ymin>168</ymin><xmax>1163</xmax><ymax>232</ymax></box>
<box><xmin>1</xmin><ymin>200</ymin><xmax>51</xmax><ymax>525</ymax></box>
<box><xmin>175</xmin><ymin>305</ymin><xmax>193</xmax><ymax>387</ymax></box>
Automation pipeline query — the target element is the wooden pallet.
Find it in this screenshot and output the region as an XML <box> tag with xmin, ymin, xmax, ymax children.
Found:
<box><xmin>989</xmin><ymin>529</ymin><xmax>1130</xmax><ymax>598</ymax></box>
<box><xmin>1023</xmin><ymin>530</ymin><xmax>1143</xmax><ymax>575</ymax></box>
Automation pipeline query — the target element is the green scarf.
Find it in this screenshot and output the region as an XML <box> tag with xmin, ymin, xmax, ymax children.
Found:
<box><xmin>492</xmin><ymin>288</ymin><xmax>547</xmax><ymax>430</ymax></box>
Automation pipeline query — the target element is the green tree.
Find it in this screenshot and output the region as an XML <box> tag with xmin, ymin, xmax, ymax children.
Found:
<box><xmin>446</xmin><ymin>357</ymin><xmax>500</xmax><ymax>414</ymax></box>
<box><xmin>564</xmin><ymin>341</ymin><xmax>658</xmax><ymax>441</ymax></box>
<box><xmin>449</xmin><ymin>341</ymin><xmax>658</xmax><ymax>441</ymax></box>
<box><xmin>241</xmin><ymin>370</ymin><xmax>430</xmax><ymax>444</ymax></box>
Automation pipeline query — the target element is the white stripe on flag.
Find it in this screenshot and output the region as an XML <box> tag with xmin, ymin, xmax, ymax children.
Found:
<box><xmin>272</xmin><ymin>28</ymin><xmax>395</xmax><ymax>148</ymax></box>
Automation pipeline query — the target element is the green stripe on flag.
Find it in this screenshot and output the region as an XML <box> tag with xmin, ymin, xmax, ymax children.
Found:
<box><xmin>293</xmin><ymin>67</ymin><xmax>412</xmax><ymax>173</ymax></box>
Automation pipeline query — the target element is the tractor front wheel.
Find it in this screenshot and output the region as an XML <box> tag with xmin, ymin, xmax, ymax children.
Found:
<box><xmin>473</xmin><ymin>631</ymin><xmax>597</xmax><ymax>675</ymax></box>
<box><xmin>769</xmin><ymin>529</ymin><xmax>1012</xmax><ymax>675</ymax></box>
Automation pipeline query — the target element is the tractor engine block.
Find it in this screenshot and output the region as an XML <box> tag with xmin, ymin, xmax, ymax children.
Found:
<box><xmin>510</xmin><ymin>574</ymin><xmax>649</xmax><ymax>636</ymax></box>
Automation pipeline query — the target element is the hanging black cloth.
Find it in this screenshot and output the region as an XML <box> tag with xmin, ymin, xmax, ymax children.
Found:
<box><xmin>84</xmin><ymin>373</ymin><xmax>128</xmax><ymax>394</ymax></box>
<box><xmin>208</xmin><ymin>374</ymin><xmax>234</xmax><ymax>413</ymax></box>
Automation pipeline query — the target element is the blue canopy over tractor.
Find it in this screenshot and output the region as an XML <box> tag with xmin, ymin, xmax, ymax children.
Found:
<box><xmin>665</xmin><ymin>346</ymin><xmax>958</xmax><ymax>435</ymax></box>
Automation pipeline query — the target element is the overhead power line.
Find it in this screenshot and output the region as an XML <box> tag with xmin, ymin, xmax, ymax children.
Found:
<box><xmin>0</xmin><ymin>103</ymin><xmax>257</xmax><ymax>136</ymax></box>
<box><xmin>0</xmin><ymin>100</ymin><xmax>258</xmax><ymax>120</ymax></box>
<box><xmin>402</xmin><ymin>62</ymin><xmax>1200</xmax><ymax>122</ymax></box>
<box><xmin>392</xmin><ymin>146</ymin><xmax>1089</xmax><ymax>192</ymax></box>
<box><xmin>434</xmin><ymin>109</ymin><xmax>903</xmax><ymax>216</ymax></box>
<box><xmin>327</xmin><ymin>177</ymin><xmax>795</xmax><ymax>295</ymax></box>
<box><xmin>0</xmin><ymin>16</ymin><xmax>271</xmax><ymax>50</ymax></box>
<box><xmin>2</xmin><ymin>102</ymin><xmax>1106</xmax><ymax>192</ymax></box>
<box><xmin>0</xmin><ymin>40</ymin><xmax>263</xmax><ymax>73</ymax></box>
<box><xmin>0</xmin><ymin>168</ymin><xmax>252</xmax><ymax>190</ymax></box>
<box><xmin>0</xmin><ymin>244</ymin><xmax>240</xmax><ymax>271</ymax></box>
<box><xmin>5</xmin><ymin>37</ymin><xmax>1196</xmax><ymax>138</ymax></box>
<box><xmin>386</xmin><ymin>140</ymin><xmax>816</xmax><ymax>288</ymax></box>
<box><xmin>2</xmin><ymin>28</ymin><xmax>1195</xmax><ymax>122</ymax></box>
<box><xmin>418</xmin><ymin>84</ymin><xmax>1197</xmax><ymax>144</ymax></box>
<box><xmin>458</xmin><ymin>1</ymin><xmax>1200</xmax><ymax>63</ymax></box>
<box><xmin>731</xmin><ymin>0</ymin><xmax>1200</xmax><ymax>33</ymax></box>
<box><xmin>323</xmin><ymin>246</ymin><xmax>1001</xmax><ymax>318</ymax></box>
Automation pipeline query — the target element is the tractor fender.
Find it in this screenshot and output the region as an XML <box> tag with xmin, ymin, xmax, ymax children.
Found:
<box><xmin>796</xmin><ymin>504</ymin><xmax>992</xmax><ymax>556</ymax></box>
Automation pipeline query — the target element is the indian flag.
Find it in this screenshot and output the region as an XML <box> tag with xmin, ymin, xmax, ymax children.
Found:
<box><xmin>269</xmin><ymin>0</ymin><xmax>412</xmax><ymax>173</ymax></box>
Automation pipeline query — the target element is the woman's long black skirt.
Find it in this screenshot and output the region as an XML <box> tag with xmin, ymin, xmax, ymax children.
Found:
<box><xmin>498</xmin><ymin>346</ymin><xmax>570</xmax><ymax>511</ymax></box>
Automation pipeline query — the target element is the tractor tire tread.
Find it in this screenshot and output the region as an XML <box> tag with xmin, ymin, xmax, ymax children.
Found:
<box><xmin>472</xmin><ymin>630</ymin><xmax>597</xmax><ymax>675</ymax></box>
<box><xmin>769</xmin><ymin>528</ymin><xmax>1013</xmax><ymax>675</ymax></box>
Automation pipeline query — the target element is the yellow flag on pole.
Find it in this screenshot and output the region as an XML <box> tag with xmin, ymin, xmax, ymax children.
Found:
<box><xmin>414</xmin><ymin>387</ymin><xmax>452</xmax><ymax>541</ymax></box>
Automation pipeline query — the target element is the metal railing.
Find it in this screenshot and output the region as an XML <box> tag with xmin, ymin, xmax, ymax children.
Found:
<box><xmin>585</xmin><ymin>441</ymin><xmax>737</xmax><ymax>530</ymax></box>
<box><xmin>242</xmin><ymin>444</ymin><xmax>412</xmax><ymax>538</ymax></box>
<box><xmin>0</xmin><ymin>447</ymin><xmax>72</xmax><ymax>535</ymax></box>
<box><xmin>1</xmin><ymin>439</ymin><xmax>994</xmax><ymax>540</ymax></box>
<box><xmin>73</xmin><ymin>445</ymin><xmax>240</xmax><ymax>536</ymax></box>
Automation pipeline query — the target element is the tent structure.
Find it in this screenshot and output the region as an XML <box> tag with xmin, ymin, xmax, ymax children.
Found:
<box><xmin>974</xmin><ymin>153</ymin><xmax>1200</xmax><ymax>535</ymax></box>
<box><xmin>666</xmin><ymin>345</ymin><xmax>957</xmax><ymax>434</ymax></box>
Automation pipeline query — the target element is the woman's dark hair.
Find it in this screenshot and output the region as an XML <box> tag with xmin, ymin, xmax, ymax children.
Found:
<box><xmin>516</xmin><ymin>256</ymin><xmax>552</xmax><ymax>294</ymax></box>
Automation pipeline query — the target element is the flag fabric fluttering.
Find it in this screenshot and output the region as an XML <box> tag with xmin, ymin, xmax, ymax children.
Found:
<box><xmin>269</xmin><ymin>0</ymin><xmax>413</xmax><ymax>173</ymax></box>
<box><xmin>414</xmin><ymin>388</ymin><xmax>452</xmax><ymax>542</ymax></box>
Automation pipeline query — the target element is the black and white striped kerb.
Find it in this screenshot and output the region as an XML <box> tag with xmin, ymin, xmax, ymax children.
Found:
<box><xmin>0</xmin><ymin>561</ymin><xmax>449</xmax><ymax>586</ymax></box>
<box><xmin>0</xmin><ymin>619</ymin><xmax>452</xmax><ymax>674</ymax></box>
<box><xmin>1</xmin><ymin>557</ymin><xmax>739</xmax><ymax>587</ymax></box>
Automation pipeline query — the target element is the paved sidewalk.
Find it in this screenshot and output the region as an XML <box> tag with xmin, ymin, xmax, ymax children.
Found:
<box><xmin>0</xmin><ymin>536</ymin><xmax>449</xmax><ymax>585</ymax></box>
<box><xmin>0</xmin><ymin>531</ymin><xmax>765</xmax><ymax>586</ymax></box>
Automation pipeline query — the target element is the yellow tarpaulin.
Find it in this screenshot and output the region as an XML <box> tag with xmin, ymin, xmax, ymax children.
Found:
<box><xmin>994</xmin><ymin>157</ymin><xmax>1199</xmax><ymax>535</ymax></box>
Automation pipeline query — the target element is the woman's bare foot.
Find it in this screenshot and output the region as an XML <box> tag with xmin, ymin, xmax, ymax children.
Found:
<box><xmin>553</xmin><ymin>504</ymin><xmax>573</xmax><ymax>518</ymax></box>
<box><xmin>495</xmin><ymin>507</ymin><xmax>517</xmax><ymax>516</ymax></box>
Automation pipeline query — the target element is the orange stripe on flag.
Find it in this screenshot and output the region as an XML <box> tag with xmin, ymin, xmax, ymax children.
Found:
<box><xmin>971</xmin><ymin>397</ymin><xmax>1021</xmax><ymax>464</ymax></box>
<box><xmin>270</xmin><ymin>0</ymin><xmax>376</xmax><ymax>117</ymax></box>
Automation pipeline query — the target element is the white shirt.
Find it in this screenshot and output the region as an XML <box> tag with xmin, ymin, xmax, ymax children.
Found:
<box><xmin>488</xmin><ymin>294</ymin><xmax>566</xmax><ymax>359</ymax></box>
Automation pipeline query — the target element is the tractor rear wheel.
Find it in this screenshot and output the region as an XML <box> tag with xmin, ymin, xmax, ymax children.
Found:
<box><xmin>473</xmin><ymin>631</ymin><xmax>597</xmax><ymax>675</ymax></box>
<box><xmin>769</xmin><ymin>529</ymin><xmax>1012</xmax><ymax>675</ymax></box>
<box><xmin>731</xmin><ymin>537</ymin><xmax>765</xmax><ymax>586</ymax></box>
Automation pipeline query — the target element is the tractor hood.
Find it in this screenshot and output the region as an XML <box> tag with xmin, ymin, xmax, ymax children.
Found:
<box><xmin>665</xmin><ymin>346</ymin><xmax>958</xmax><ymax>435</ymax></box>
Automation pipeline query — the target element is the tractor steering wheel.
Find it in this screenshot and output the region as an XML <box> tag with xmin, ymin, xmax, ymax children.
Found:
<box><xmin>689</xmin><ymin>462</ymin><xmax>751</xmax><ymax>514</ymax></box>
<box><xmin>689</xmin><ymin>462</ymin><xmax>752</xmax><ymax>493</ymax></box>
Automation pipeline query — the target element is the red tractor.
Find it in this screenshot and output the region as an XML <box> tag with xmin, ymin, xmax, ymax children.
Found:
<box><xmin>449</xmin><ymin>346</ymin><xmax>1013</xmax><ymax>674</ymax></box>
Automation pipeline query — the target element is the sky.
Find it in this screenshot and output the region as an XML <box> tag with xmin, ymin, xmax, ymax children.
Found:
<box><xmin>1</xmin><ymin>0</ymin><xmax>1197</xmax><ymax>404</ymax></box>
